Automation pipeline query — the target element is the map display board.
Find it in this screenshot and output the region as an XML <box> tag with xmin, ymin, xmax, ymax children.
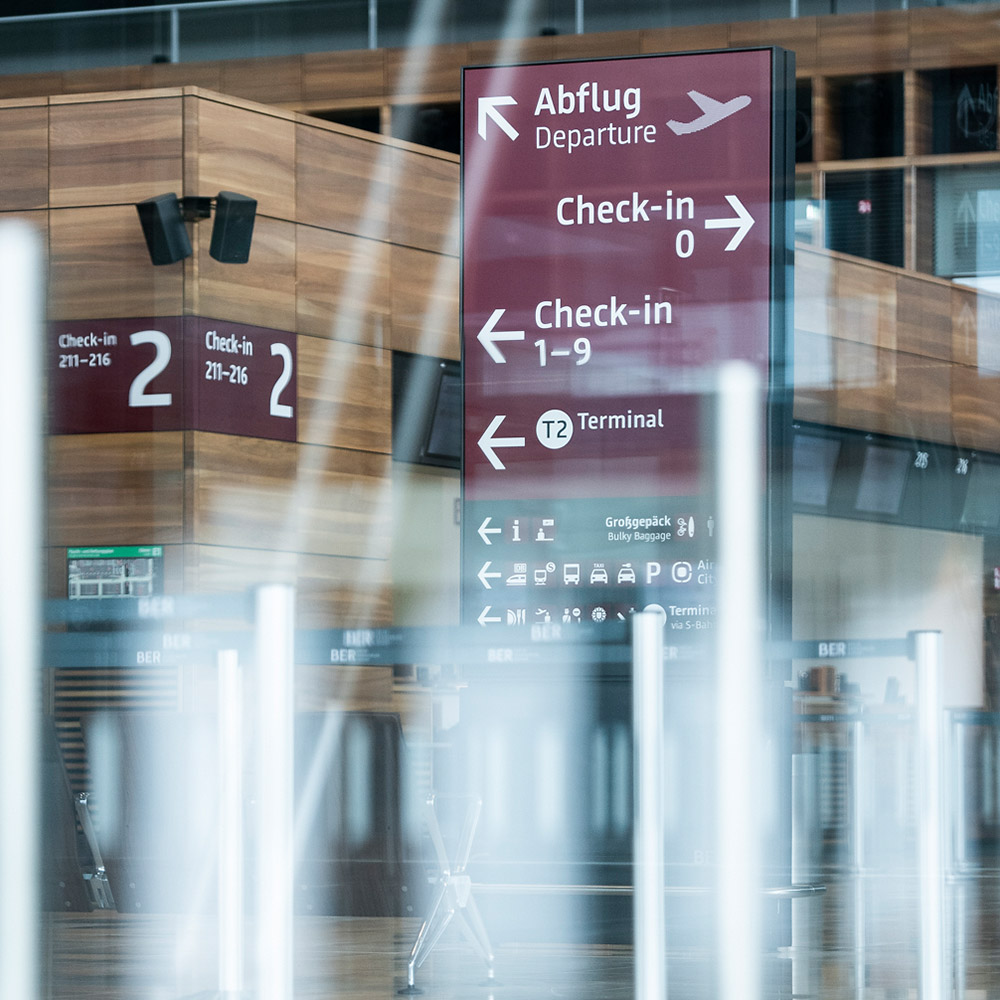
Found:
<box><xmin>461</xmin><ymin>48</ymin><xmax>794</xmax><ymax>632</ymax></box>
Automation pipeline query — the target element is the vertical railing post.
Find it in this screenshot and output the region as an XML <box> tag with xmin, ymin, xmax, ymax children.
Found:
<box><xmin>716</xmin><ymin>361</ymin><xmax>763</xmax><ymax>1000</ymax></box>
<box><xmin>218</xmin><ymin>648</ymin><xmax>245</xmax><ymax>995</ymax></box>
<box><xmin>169</xmin><ymin>6</ymin><xmax>180</xmax><ymax>63</ymax></box>
<box><xmin>0</xmin><ymin>220</ymin><xmax>42</xmax><ymax>1000</ymax></box>
<box><xmin>633</xmin><ymin>611</ymin><xmax>666</xmax><ymax>1000</ymax></box>
<box><xmin>368</xmin><ymin>0</ymin><xmax>378</xmax><ymax>49</ymax></box>
<box><xmin>913</xmin><ymin>629</ymin><xmax>945</xmax><ymax>1000</ymax></box>
<box><xmin>255</xmin><ymin>585</ymin><xmax>296</xmax><ymax>1000</ymax></box>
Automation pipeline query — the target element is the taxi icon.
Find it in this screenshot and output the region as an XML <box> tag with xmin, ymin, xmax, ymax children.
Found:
<box><xmin>590</xmin><ymin>564</ymin><xmax>608</xmax><ymax>585</ymax></box>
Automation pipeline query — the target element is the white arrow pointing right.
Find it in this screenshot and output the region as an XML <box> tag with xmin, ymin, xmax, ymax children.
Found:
<box><xmin>477</xmin><ymin>308</ymin><xmax>525</xmax><ymax>363</ymax></box>
<box><xmin>704</xmin><ymin>194</ymin><xmax>755</xmax><ymax>251</ymax></box>
<box><xmin>478</xmin><ymin>95</ymin><xmax>518</xmax><ymax>141</ymax></box>
<box><xmin>478</xmin><ymin>414</ymin><xmax>525</xmax><ymax>471</ymax></box>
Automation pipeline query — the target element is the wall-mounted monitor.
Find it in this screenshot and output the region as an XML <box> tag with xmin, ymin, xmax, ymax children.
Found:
<box><xmin>793</xmin><ymin>433</ymin><xmax>842</xmax><ymax>507</ymax></box>
<box><xmin>392</xmin><ymin>351</ymin><xmax>461</xmax><ymax>470</ymax></box>
<box><xmin>961</xmin><ymin>460</ymin><xmax>1000</xmax><ymax>529</ymax></box>
<box><xmin>854</xmin><ymin>444</ymin><xmax>910</xmax><ymax>515</ymax></box>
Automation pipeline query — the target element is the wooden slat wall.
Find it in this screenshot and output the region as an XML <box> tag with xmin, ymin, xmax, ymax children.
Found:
<box><xmin>793</xmin><ymin>245</ymin><xmax>1000</xmax><ymax>451</ymax></box>
<box><xmin>19</xmin><ymin>88</ymin><xmax>459</xmax><ymax>654</ymax></box>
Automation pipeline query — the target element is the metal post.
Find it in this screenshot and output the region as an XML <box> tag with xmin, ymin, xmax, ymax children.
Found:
<box><xmin>633</xmin><ymin>611</ymin><xmax>666</xmax><ymax>1000</ymax></box>
<box><xmin>368</xmin><ymin>0</ymin><xmax>378</xmax><ymax>50</ymax></box>
<box><xmin>255</xmin><ymin>585</ymin><xmax>296</xmax><ymax>1000</ymax></box>
<box><xmin>0</xmin><ymin>220</ymin><xmax>42</xmax><ymax>1000</ymax></box>
<box><xmin>716</xmin><ymin>361</ymin><xmax>762</xmax><ymax>1000</ymax></box>
<box><xmin>913</xmin><ymin>629</ymin><xmax>945</xmax><ymax>1000</ymax></box>
<box><xmin>169</xmin><ymin>6</ymin><xmax>180</xmax><ymax>63</ymax></box>
<box><xmin>574</xmin><ymin>0</ymin><xmax>584</xmax><ymax>35</ymax></box>
<box><xmin>218</xmin><ymin>649</ymin><xmax>245</xmax><ymax>995</ymax></box>
<box><xmin>851</xmin><ymin>718</ymin><xmax>865</xmax><ymax>872</ymax></box>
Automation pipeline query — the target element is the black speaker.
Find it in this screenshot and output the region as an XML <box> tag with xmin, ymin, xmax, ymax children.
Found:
<box><xmin>135</xmin><ymin>193</ymin><xmax>192</xmax><ymax>266</ymax></box>
<box><xmin>210</xmin><ymin>191</ymin><xmax>257</xmax><ymax>263</ymax></box>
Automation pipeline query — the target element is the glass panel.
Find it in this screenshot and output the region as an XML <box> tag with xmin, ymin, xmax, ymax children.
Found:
<box><xmin>825</xmin><ymin>168</ymin><xmax>904</xmax><ymax>267</ymax></box>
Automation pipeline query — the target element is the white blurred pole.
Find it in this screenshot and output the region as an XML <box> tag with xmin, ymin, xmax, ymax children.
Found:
<box><xmin>716</xmin><ymin>362</ymin><xmax>762</xmax><ymax>1000</ymax></box>
<box><xmin>0</xmin><ymin>221</ymin><xmax>42</xmax><ymax>1000</ymax></box>
<box><xmin>633</xmin><ymin>611</ymin><xmax>666</xmax><ymax>1000</ymax></box>
<box><xmin>914</xmin><ymin>630</ymin><xmax>945</xmax><ymax>1000</ymax></box>
<box><xmin>218</xmin><ymin>649</ymin><xmax>244</xmax><ymax>994</ymax></box>
<box><xmin>255</xmin><ymin>585</ymin><xmax>295</xmax><ymax>1000</ymax></box>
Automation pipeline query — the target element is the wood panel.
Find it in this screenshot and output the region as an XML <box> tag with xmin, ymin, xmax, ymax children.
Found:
<box><xmin>792</xmin><ymin>328</ymin><xmax>836</xmax><ymax>426</ymax></box>
<box><xmin>189</xmin><ymin>432</ymin><xmax>297</xmax><ymax>550</ymax></box>
<box><xmin>61</xmin><ymin>65</ymin><xmax>150</xmax><ymax>96</ymax></box>
<box><xmin>729</xmin><ymin>16</ymin><xmax>818</xmax><ymax>75</ymax></box>
<box><xmin>384</xmin><ymin>43</ymin><xmax>467</xmax><ymax>103</ymax></box>
<box><xmin>639</xmin><ymin>24</ymin><xmax>730</xmax><ymax>57</ymax></box>
<box><xmin>389</xmin><ymin>243</ymin><xmax>459</xmax><ymax>359</ymax></box>
<box><xmin>295</xmin><ymin>442</ymin><xmax>392</xmax><ymax>560</ymax></box>
<box><xmin>907</xmin><ymin>6</ymin><xmax>1000</xmax><ymax>71</ymax></box>
<box><xmin>387</xmin><ymin>145</ymin><xmax>459</xmax><ymax>255</ymax></box>
<box><xmin>554</xmin><ymin>30</ymin><xmax>642</xmax><ymax>62</ymax></box>
<box><xmin>49</xmin><ymin>93</ymin><xmax>183</xmax><ymax>208</ymax></box>
<box><xmin>952</xmin><ymin>364</ymin><xmax>1000</xmax><ymax>452</ymax></box>
<box><xmin>0</xmin><ymin>101</ymin><xmax>48</xmax><ymax>211</ymax></box>
<box><xmin>466</xmin><ymin>35</ymin><xmax>557</xmax><ymax>68</ymax></box>
<box><xmin>296</xmin><ymin>551</ymin><xmax>392</xmax><ymax>627</ymax></box>
<box><xmin>0</xmin><ymin>71</ymin><xmax>62</xmax><ymax>101</ymax></box>
<box><xmin>181</xmin><ymin>545</ymin><xmax>392</xmax><ymax>627</ymax></box>
<box><xmin>296</xmin><ymin>121</ymin><xmax>393</xmax><ymax>236</ymax></box>
<box><xmin>832</xmin><ymin>256</ymin><xmax>897</xmax><ymax>352</ymax></box>
<box><xmin>185</xmin><ymin>93</ymin><xmax>296</xmax><ymax>221</ymax></box>
<box><xmin>48</xmin><ymin>204</ymin><xmax>185</xmax><ymax>321</ymax></box>
<box><xmin>220</xmin><ymin>56</ymin><xmax>304</xmax><ymax>106</ymax></box>
<box><xmin>895</xmin><ymin>273</ymin><xmax>953</xmax><ymax>362</ymax></box>
<box><xmin>297</xmin><ymin>335</ymin><xmax>391</xmax><ymax>454</ymax></box>
<box><xmin>189</xmin><ymin>433</ymin><xmax>391</xmax><ymax>560</ymax></box>
<box><xmin>47</xmin><ymin>432</ymin><xmax>185</xmax><ymax>546</ymax></box>
<box><xmin>189</xmin><ymin>214</ymin><xmax>296</xmax><ymax>331</ymax></box>
<box><xmin>816</xmin><ymin>12</ymin><xmax>910</xmax><ymax>76</ymax></box>
<box><xmin>795</xmin><ymin>247</ymin><xmax>835</xmax><ymax>338</ymax></box>
<box><xmin>295</xmin><ymin>224</ymin><xmax>391</xmax><ymax>345</ymax></box>
<box><xmin>295</xmin><ymin>664</ymin><xmax>393</xmax><ymax>712</ymax></box>
<box><xmin>149</xmin><ymin>60</ymin><xmax>224</xmax><ymax>93</ymax></box>
<box><xmin>830</xmin><ymin>338</ymin><xmax>896</xmax><ymax>436</ymax></box>
<box><xmin>302</xmin><ymin>50</ymin><xmax>386</xmax><ymax>104</ymax></box>
<box><xmin>894</xmin><ymin>352</ymin><xmax>953</xmax><ymax>442</ymax></box>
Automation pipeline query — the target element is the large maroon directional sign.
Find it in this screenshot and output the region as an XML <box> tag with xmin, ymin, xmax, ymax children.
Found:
<box><xmin>462</xmin><ymin>49</ymin><xmax>793</xmax><ymax>630</ymax></box>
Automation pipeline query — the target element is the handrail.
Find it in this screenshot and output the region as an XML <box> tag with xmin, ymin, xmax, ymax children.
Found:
<box><xmin>0</xmin><ymin>0</ymin><xmax>320</xmax><ymax>24</ymax></box>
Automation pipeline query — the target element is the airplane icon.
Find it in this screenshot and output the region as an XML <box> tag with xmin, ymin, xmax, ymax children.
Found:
<box><xmin>666</xmin><ymin>91</ymin><xmax>751</xmax><ymax>135</ymax></box>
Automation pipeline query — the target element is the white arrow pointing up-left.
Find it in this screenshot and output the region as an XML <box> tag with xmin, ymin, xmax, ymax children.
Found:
<box><xmin>704</xmin><ymin>194</ymin><xmax>755</xmax><ymax>251</ymax></box>
<box><xmin>478</xmin><ymin>96</ymin><xmax>518</xmax><ymax>141</ymax></box>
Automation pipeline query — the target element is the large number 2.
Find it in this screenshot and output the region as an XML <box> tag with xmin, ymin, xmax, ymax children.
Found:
<box><xmin>270</xmin><ymin>342</ymin><xmax>294</xmax><ymax>418</ymax></box>
<box><xmin>128</xmin><ymin>330</ymin><xmax>173</xmax><ymax>408</ymax></box>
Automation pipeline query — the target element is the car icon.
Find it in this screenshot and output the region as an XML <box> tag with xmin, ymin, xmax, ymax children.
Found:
<box><xmin>590</xmin><ymin>564</ymin><xmax>608</xmax><ymax>585</ymax></box>
<box><xmin>617</xmin><ymin>563</ymin><xmax>636</xmax><ymax>584</ymax></box>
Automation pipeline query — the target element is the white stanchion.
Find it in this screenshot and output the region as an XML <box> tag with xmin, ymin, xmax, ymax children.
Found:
<box><xmin>914</xmin><ymin>629</ymin><xmax>945</xmax><ymax>1000</ymax></box>
<box><xmin>218</xmin><ymin>648</ymin><xmax>245</xmax><ymax>995</ymax></box>
<box><xmin>633</xmin><ymin>610</ymin><xmax>666</xmax><ymax>1000</ymax></box>
<box><xmin>715</xmin><ymin>361</ymin><xmax>763</xmax><ymax>1000</ymax></box>
<box><xmin>255</xmin><ymin>585</ymin><xmax>296</xmax><ymax>1000</ymax></box>
<box><xmin>0</xmin><ymin>220</ymin><xmax>42</xmax><ymax>1000</ymax></box>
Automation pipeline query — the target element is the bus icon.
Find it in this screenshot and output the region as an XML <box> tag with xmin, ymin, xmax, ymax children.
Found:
<box><xmin>563</xmin><ymin>563</ymin><xmax>581</xmax><ymax>585</ymax></box>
